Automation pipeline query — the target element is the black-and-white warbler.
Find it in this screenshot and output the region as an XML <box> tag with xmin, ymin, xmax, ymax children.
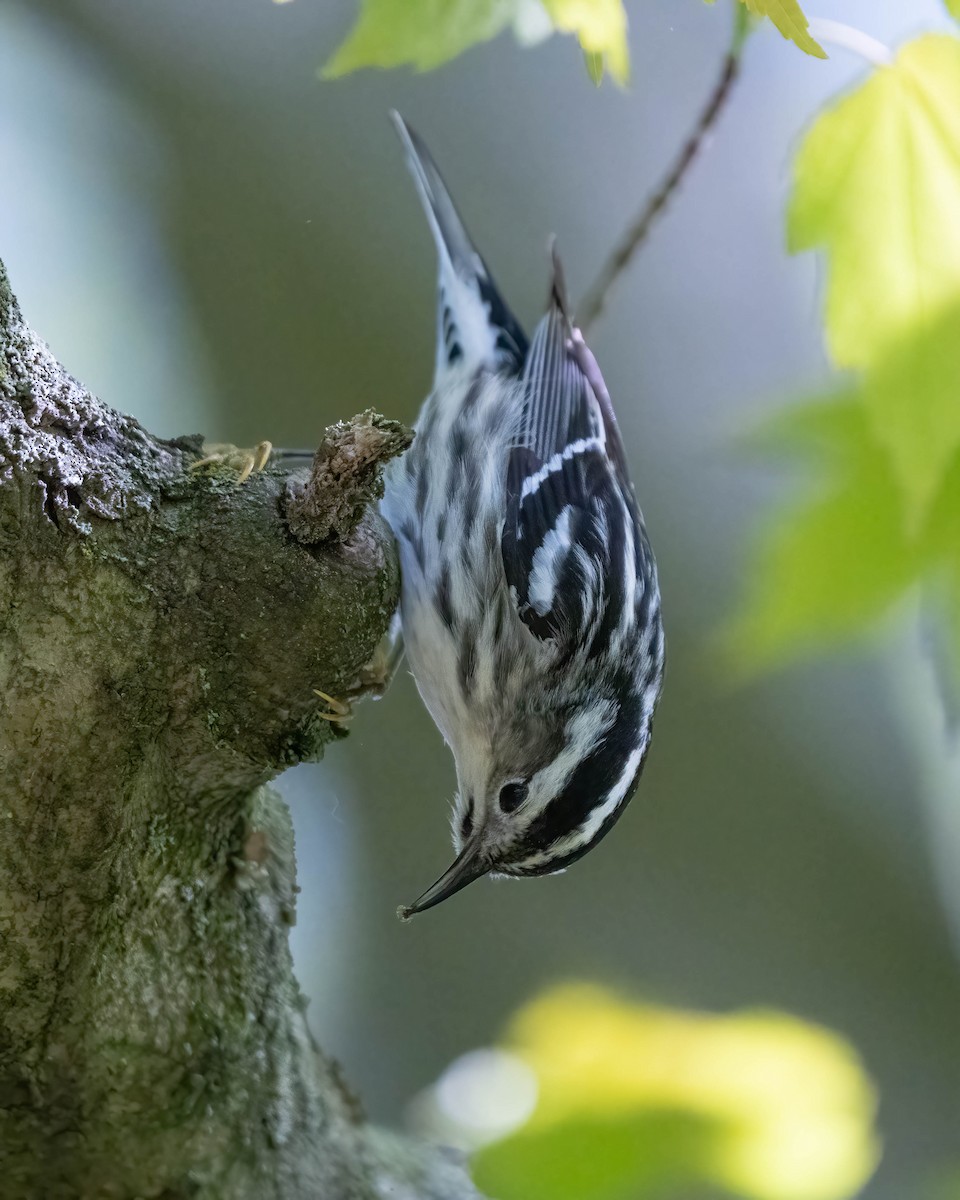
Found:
<box><xmin>384</xmin><ymin>114</ymin><xmax>664</xmax><ymax>918</ymax></box>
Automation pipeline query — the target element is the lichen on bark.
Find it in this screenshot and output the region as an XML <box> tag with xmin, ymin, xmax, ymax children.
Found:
<box><xmin>0</xmin><ymin>259</ymin><xmax>480</xmax><ymax>1199</ymax></box>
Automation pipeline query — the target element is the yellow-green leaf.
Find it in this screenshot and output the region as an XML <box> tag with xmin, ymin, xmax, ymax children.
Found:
<box><xmin>740</xmin><ymin>0</ymin><xmax>825</xmax><ymax>58</ymax></box>
<box><xmin>789</xmin><ymin>35</ymin><xmax>960</xmax><ymax>369</ymax></box>
<box><xmin>323</xmin><ymin>0</ymin><xmax>630</xmax><ymax>81</ymax></box>
<box><xmin>473</xmin><ymin>986</ymin><xmax>879</xmax><ymax>1200</ymax></box>
<box><xmin>735</xmin><ymin>32</ymin><xmax>960</xmax><ymax>674</ymax></box>
<box><xmin>541</xmin><ymin>0</ymin><xmax>629</xmax><ymax>83</ymax></box>
<box><xmin>946</xmin><ymin>0</ymin><xmax>960</xmax><ymax>21</ymax></box>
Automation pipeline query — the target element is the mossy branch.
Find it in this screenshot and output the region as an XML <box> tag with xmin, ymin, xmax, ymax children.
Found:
<box><xmin>0</xmin><ymin>258</ymin><xmax>479</xmax><ymax>1200</ymax></box>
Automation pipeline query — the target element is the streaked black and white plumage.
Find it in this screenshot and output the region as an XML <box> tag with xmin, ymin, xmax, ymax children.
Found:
<box><xmin>383</xmin><ymin>114</ymin><xmax>664</xmax><ymax>917</ymax></box>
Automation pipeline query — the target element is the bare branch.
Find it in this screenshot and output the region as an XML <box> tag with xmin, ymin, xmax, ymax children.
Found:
<box><xmin>578</xmin><ymin>2</ymin><xmax>751</xmax><ymax>335</ymax></box>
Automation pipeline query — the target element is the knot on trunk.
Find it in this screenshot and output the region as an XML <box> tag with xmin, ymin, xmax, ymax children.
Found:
<box><xmin>284</xmin><ymin>410</ymin><xmax>412</xmax><ymax>545</ymax></box>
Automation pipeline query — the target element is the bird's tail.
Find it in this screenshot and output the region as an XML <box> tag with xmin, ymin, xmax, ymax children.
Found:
<box><xmin>391</xmin><ymin>111</ymin><xmax>527</xmax><ymax>379</ymax></box>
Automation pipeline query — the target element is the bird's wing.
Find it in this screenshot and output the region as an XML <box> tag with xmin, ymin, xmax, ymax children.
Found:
<box><xmin>391</xmin><ymin>112</ymin><xmax>528</xmax><ymax>383</ymax></box>
<box><xmin>501</xmin><ymin>256</ymin><xmax>642</xmax><ymax>653</ymax></box>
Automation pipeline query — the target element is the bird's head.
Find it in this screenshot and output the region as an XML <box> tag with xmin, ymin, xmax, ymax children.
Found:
<box><xmin>398</xmin><ymin>689</ymin><xmax>653</xmax><ymax>918</ymax></box>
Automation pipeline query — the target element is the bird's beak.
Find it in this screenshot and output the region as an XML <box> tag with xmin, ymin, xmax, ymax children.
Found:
<box><xmin>398</xmin><ymin>836</ymin><xmax>488</xmax><ymax>920</ymax></box>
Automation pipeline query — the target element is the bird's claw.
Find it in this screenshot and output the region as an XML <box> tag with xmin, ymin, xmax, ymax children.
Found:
<box><xmin>314</xmin><ymin>689</ymin><xmax>353</xmax><ymax>725</ymax></box>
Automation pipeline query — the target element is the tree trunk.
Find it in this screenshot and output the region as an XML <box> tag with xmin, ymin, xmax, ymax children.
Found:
<box><xmin>0</xmin><ymin>260</ymin><xmax>480</xmax><ymax>1200</ymax></box>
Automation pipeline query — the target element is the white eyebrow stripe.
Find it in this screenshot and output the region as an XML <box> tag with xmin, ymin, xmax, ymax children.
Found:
<box><xmin>530</xmin><ymin>702</ymin><xmax>617</xmax><ymax>804</ymax></box>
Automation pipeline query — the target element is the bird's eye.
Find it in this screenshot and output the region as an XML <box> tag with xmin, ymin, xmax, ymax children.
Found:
<box><xmin>460</xmin><ymin>801</ymin><xmax>474</xmax><ymax>838</ymax></box>
<box><xmin>498</xmin><ymin>781</ymin><xmax>528</xmax><ymax>813</ymax></box>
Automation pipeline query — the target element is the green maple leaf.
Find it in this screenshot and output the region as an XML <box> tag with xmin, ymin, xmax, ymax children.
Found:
<box><xmin>789</xmin><ymin>35</ymin><xmax>960</xmax><ymax>529</ymax></box>
<box><xmin>727</xmin><ymin>32</ymin><xmax>960</xmax><ymax>675</ymax></box>
<box><xmin>789</xmin><ymin>35</ymin><xmax>960</xmax><ymax>370</ymax></box>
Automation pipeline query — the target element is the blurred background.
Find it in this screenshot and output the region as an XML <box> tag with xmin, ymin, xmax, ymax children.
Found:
<box><xmin>1</xmin><ymin>0</ymin><xmax>957</xmax><ymax>1196</ymax></box>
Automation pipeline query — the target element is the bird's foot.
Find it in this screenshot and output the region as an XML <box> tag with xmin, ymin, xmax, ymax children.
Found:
<box><xmin>191</xmin><ymin>440</ymin><xmax>273</xmax><ymax>484</ymax></box>
<box><xmin>354</xmin><ymin>621</ymin><xmax>404</xmax><ymax>700</ymax></box>
<box><xmin>313</xmin><ymin>615</ymin><xmax>403</xmax><ymax>726</ymax></box>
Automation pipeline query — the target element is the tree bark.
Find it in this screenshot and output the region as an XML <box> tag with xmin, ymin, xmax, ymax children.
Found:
<box><xmin>0</xmin><ymin>259</ymin><xmax>480</xmax><ymax>1199</ymax></box>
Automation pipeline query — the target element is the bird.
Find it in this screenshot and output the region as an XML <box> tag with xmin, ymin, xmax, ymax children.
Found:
<box><xmin>382</xmin><ymin>113</ymin><xmax>664</xmax><ymax>918</ymax></box>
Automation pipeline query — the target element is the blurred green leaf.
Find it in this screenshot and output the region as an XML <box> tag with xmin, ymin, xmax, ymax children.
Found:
<box><xmin>789</xmin><ymin>35</ymin><xmax>960</xmax><ymax>369</ymax></box>
<box><xmin>322</xmin><ymin>0</ymin><xmax>629</xmax><ymax>82</ymax></box>
<box><xmin>861</xmin><ymin>302</ymin><xmax>960</xmax><ymax>529</ymax></box>
<box><xmin>704</xmin><ymin>0</ymin><xmax>820</xmax><ymax>56</ymax></box>
<box><xmin>740</xmin><ymin>0</ymin><xmax>825</xmax><ymax>58</ymax></box>
<box><xmin>323</xmin><ymin>0</ymin><xmax>514</xmax><ymax>76</ymax></box>
<box><xmin>473</xmin><ymin>985</ymin><xmax>879</xmax><ymax>1200</ymax></box>
<box><xmin>726</xmin><ymin>332</ymin><xmax>960</xmax><ymax>672</ymax></box>
<box><xmin>475</xmin><ymin>1110</ymin><xmax>725</xmax><ymax>1200</ymax></box>
<box><xmin>723</xmin><ymin>401</ymin><xmax>916</xmax><ymax>672</ymax></box>
<box><xmin>734</xmin><ymin>33</ymin><xmax>960</xmax><ymax>673</ymax></box>
<box><xmin>541</xmin><ymin>0</ymin><xmax>629</xmax><ymax>82</ymax></box>
<box><xmin>946</xmin><ymin>0</ymin><xmax>960</xmax><ymax>20</ymax></box>
<box><xmin>583</xmin><ymin>47</ymin><xmax>605</xmax><ymax>85</ymax></box>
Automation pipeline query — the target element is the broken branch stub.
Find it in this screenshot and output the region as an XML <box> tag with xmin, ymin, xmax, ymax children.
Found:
<box><xmin>284</xmin><ymin>409</ymin><xmax>413</xmax><ymax>544</ymax></box>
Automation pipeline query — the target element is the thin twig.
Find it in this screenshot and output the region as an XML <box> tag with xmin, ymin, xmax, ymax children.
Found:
<box><xmin>577</xmin><ymin>2</ymin><xmax>752</xmax><ymax>335</ymax></box>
